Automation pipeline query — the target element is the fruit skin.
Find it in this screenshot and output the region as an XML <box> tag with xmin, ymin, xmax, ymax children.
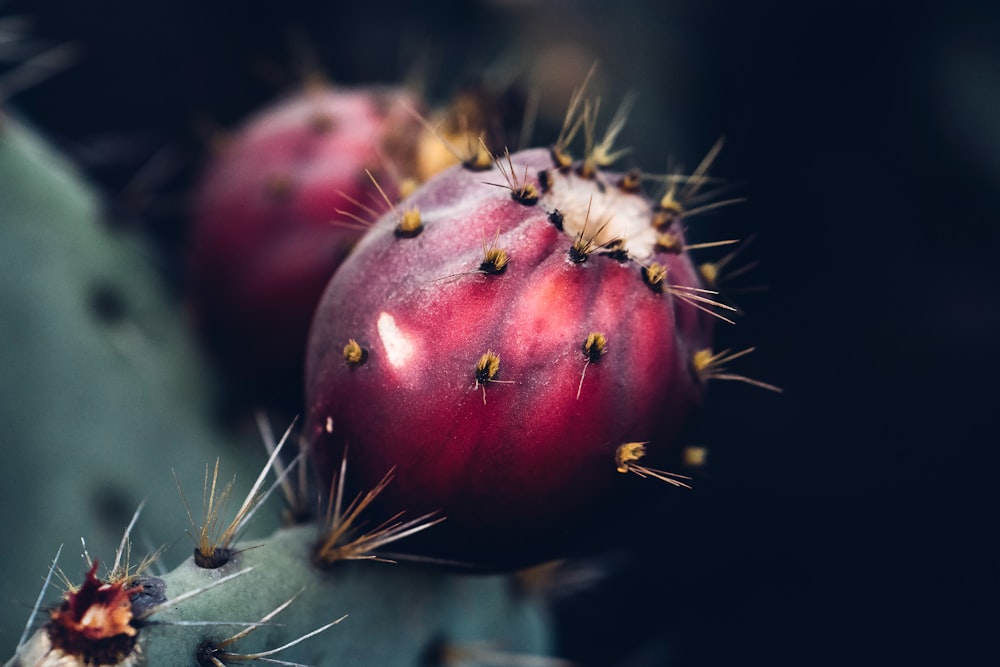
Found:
<box><xmin>188</xmin><ymin>85</ymin><xmax>422</xmax><ymax>405</ymax></box>
<box><xmin>305</xmin><ymin>148</ymin><xmax>714</xmax><ymax>570</ymax></box>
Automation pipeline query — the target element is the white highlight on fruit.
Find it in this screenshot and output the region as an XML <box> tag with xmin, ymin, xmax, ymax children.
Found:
<box><xmin>377</xmin><ymin>311</ymin><xmax>414</xmax><ymax>369</ymax></box>
<box><xmin>543</xmin><ymin>170</ymin><xmax>658</xmax><ymax>260</ymax></box>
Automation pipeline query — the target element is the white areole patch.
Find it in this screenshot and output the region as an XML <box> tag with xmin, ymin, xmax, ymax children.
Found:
<box><xmin>541</xmin><ymin>168</ymin><xmax>658</xmax><ymax>261</ymax></box>
<box><xmin>377</xmin><ymin>311</ymin><xmax>414</xmax><ymax>369</ymax></box>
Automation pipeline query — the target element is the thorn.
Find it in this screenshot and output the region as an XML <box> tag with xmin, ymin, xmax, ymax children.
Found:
<box><xmin>656</xmin><ymin>231</ymin><xmax>741</xmax><ymax>254</ymax></box>
<box><xmin>479</xmin><ymin>228</ymin><xmax>511</xmax><ymax>274</ymax></box>
<box><xmin>404</xmin><ymin>101</ymin><xmax>492</xmax><ymax>173</ymax></box>
<box><xmin>473</xmin><ymin>350</ymin><xmax>515</xmax><ymax>404</ymax></box>
<box><xmin>333</xmin><ymin>169</ymin><xmax>422</xmax><ymax>239</ymax></box>
<box><xmin>692</xmin><ymin>347</ymin><xmax>782</xmax><ymax>393</ymax></box>
<box><xmin>698</xmin><ymin>233</ymin><xmax>760</xmax><ymax>292</ymax></box>
<box><xmin>215</xmin><ymin>589</ymin><xmax>304</xmax><ymax>650</ymax></box>
<box><xmin>257</xmin><ymin>413</ymin><xmax>309</xmax><ymax>522</ymax></box>
<box><xmin>174</xmin><ymin>425</ymin><xmax>296</xmax><ymax>569</ymax></box>
<box><xmin>577</xmin><ymin>332</ymin><xmax>608</xmax><ymax>400</ymax></box>
<box><xmin>173</xmin><ymin>459</ymin><xmax>235</xmax><ymax>568</ymax></box>
<box><xmin>682</xmin><ymin>197</ymin><xmax>746</xmax><ymax>219</ymax></box>
<box><xmin>434</xmin><ymin>228</ymin><xmax>510</xmax><ymax>283</ymax></box>
<box><xmin>110</xmin><ymin>501</ymin><xmax>146</xmax><ymax>580</ymax></box>
<box><xmin>314</xmin><ymin>451</ymin><xmax>444</xmax><ymax>566</ymax></box>
<box><xmin>681</xmin><ymin>137</ymin><xmax>725</xmax><ymax>202</ymax></box>
<box><xmin>208</xmin><ymin>613</ymin><xmax>348</xmax><ymax>666</ymax></box>
<box><xmin>551</xmin><ymin>62</ymin><xmax>597</xmax><ymax>169</ymax></box>
<box><xmin>231</xmin><ymin>438</ymin><xmax>302</xmax><ymax>543</ymax></box>
<box><xmin>570</xmin><ymin>213</ymin><xmax>619</xmax><ymax>263</ymax></box>
<box><xmin>80</xmin><ymin>536</ymin><xmax>92</xmax><ymax>569</ymax></box>
<box><xmin>645</xmin><ymin>141</ymin><xmax>734</xmax><ymax>230</ymax></box>
<box><xmin>615</xmin><ymin>443</ymin><xmax>692</xmax><ymax>488</ymax></box>
<box><xmin>16</xmin><ymin>544</ymin><xmax>62</xmax><ymax>651</ymax></box>
<box><xmin>638</xmin><ymin>260</ymin><xmax>738</xmax><ymax>324</ymax></box>
<box><xmin>487</xmin><ymin>146</ymin><xmax>539</xmax><ymax>205</ymax></box>
<box><xmin>666</xmin><ymin>283</ymin><xmax>738</xmax><ymax>325</ymax></box>
<box><xmin>579</xmin><ymin>91</ymin><xmax>636</xmax><ymax>178</ymax></box>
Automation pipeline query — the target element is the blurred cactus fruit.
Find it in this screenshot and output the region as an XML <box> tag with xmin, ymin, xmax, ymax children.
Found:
<box><xmin>305</xmin><ymin>142</ymin><xmax>727</xmax><ymax>569</ymax></box>
<box><xmin>187</xmin><ymin>84</ymin><xmax>425</xmax><ymax>404</ymax></box>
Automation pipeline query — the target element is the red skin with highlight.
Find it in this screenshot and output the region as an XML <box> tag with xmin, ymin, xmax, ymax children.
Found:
<box><xmin>305</xmin><ymin>148</ymin><xmax>713</xmax><ymax>568</ymax></box>
<box><xmin>188</xmin><ymin>86</ymin><xmax>421</xmax><ymax>402</ymax></box>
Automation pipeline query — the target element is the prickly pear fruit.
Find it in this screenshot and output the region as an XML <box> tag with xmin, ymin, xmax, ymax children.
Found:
<box><xmin>305</xmin><ymin>147</ymin><xmax>722</xmax><ymax>569</ymax></box>
<box><xmin>188</xmin><ymin>85</ymin><xmax>423</xmax><ymax>403</ymax></box>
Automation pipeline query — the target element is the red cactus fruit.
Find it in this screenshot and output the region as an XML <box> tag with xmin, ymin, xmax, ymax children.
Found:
<box><xmin>188</xmin><ymin>85</ymin><xmax>423</xmax><ymax>403</ymax></box>
<box><xmin>305</xmin><ymin>147</ymin><xmax>726</xmax><ymax>569</ymax></box>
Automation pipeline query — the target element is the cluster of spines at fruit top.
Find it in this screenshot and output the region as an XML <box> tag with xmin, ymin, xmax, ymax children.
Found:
<box><xmin>7</xmin><ymin>420</ymin><xmax>558</xmax><ymax>667</ymax></box>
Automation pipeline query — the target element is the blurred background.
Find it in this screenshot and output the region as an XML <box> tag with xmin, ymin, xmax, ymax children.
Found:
<box><xmin>1</xmin><ymin>0</ymin><xmax>996</xmax><ymax>664</ymax></box>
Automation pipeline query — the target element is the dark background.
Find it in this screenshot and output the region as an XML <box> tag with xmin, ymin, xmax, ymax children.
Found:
<box><xmin>2</xmin><ymin>1</ymin><xmax>996</xmax><ymax>665</ymax></box>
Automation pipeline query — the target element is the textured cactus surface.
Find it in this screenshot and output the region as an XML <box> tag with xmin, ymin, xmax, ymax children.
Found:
<box><xmin>7</xmin><ymin>527</ymin><xmax>551</xmax><ymax>667</ymax></box>
<box><xmin>305</xmin><ymin>145</ymin><xmax>721</xmax><ymax>569</ymax></box>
